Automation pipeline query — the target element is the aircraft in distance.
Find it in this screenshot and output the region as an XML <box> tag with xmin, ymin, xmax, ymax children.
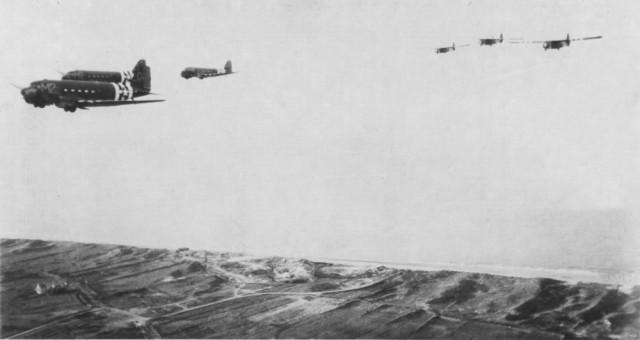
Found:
<box><xmin>18</xmin><ymin>62</ymin><xmax>163</xmax><ymax>112</ymax></box>
<box><xmin>181</xmin><ymin>60</ymin><xmax>233</xmax><ymax>79</ymax></box>
<box><xmin>436</xmin><ymin>43</ymin><xmax>469</xmax><ymax>54</ymax></box>
<box><xmin>479</xmin><ymin>33</ymin><xmax>503</xmax><ymax>46</ymax></box>
<box><xmin>512</xmin><ymin>34</ymin><xmax>603</xmax><ymax>50</ymax></box>
<box><xmin>61</xmin><ymin>59</ymin><xmax>148</xmax><ymax>84</ymax></box>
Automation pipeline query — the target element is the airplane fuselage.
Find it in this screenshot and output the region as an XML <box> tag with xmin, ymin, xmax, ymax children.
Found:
<box><xmin>543</xmin><ymin>40</ymin><xmax>570</xmax><ymax>50</ymax></box>
<box><xmin>21</xmin><ymin>80</ymin><xmax>142</xmax><ymax>111</ymax></box>
<box><xmin>62</xmin><ymin>70</ymin><xmax>133</xmax><ymax>83</ymax></box>
<box><xmin>181</xmin><ymin>67</ymin><xmax>230</xmax><ymax>79</ymax></box>
<box><xmin>480</xmin><ymin>39</ymin><xmax>502</xmax><ymax>46</ymax></box>
<box><xmin>436</xmin><ymin>47</ymin><xmax>454</xmax><ymax>54</ymax></box>
<box><xmin>543</xmin><ymin>35</ymin><xmax>571</xmax><ymax>50</ymax></box>
<box><xmin>480</xmin><ymin>34</ymin><xmax>503</xmax><ymax>46</ymax></box>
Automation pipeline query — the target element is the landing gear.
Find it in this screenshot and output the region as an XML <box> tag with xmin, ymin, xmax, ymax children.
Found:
<box><xmin>64</xmin><ymin>106</ymin><xmax>77</xmax><ymax>113</ymax></box>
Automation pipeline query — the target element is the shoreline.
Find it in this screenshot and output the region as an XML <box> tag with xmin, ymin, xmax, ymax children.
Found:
<box><xmin>305</xmin><ymin>256</ymin><xmax>640</xmax><ymax>287</ymax></box>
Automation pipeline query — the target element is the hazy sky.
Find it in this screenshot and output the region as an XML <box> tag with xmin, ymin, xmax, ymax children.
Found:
<box><xmin>1</xmin><ymin>0</ymin><xmax>639</xmax><ymax>272</ymax></box>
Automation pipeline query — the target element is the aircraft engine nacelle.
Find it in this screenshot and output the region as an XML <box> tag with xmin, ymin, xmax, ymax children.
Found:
<box><xmin>21</xmin><ymin>82</ymin><xmax>58</xmax><ymax>108</ymax></box>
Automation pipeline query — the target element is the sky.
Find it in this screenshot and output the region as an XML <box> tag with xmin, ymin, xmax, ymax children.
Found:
<box><xmin>1</xmin><ymin>0</ymin><xmax>639</xmax><ymax>274</ymax></box>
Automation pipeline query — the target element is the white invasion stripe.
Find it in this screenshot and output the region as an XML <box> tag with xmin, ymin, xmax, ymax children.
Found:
<box><xmin>125</xmin><ymin>82</ymin><xmax>133</xmax><ymax>100</ymax></box>
<box><xmin>111</xmin><ymin>83</ymin><xmax>119</xmax><ymax>100</ymax></box>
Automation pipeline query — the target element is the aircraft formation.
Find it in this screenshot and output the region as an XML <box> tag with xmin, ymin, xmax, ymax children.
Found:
<box><xmin>16</xmin><ymin>59</ymin><xmax>236</xmax><ymax>112</ymax></box>
<box><xmin>435</xmin><ymin>33</ymin><xmax>602</xmax><ymax>54</ymax></box>
<box><xmin>16</xmin><ymin>32</ymin><xmax>602</xmax><ymax>112</ymax></box>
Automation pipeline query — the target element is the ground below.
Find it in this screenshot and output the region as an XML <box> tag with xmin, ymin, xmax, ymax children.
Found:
<box><xmin>1</xmin><ymin>238</ymin><xmax>638</xmax><ymax>339</ymax></box>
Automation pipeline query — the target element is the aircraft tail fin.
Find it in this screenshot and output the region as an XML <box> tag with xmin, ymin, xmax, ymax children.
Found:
<box><xmin>131</xmin><ymin>59</ymin><xmax>151</xmax><ymax>93</ymax></box>
<box><xmin>224</xmin><ymin>60</ymin><xmax>232</xmax><ymax>73</ymax></box>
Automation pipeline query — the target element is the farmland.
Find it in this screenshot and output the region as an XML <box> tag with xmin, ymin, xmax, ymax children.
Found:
<box><xmin>1</xmin><ymin>239</ymin><xmax>638</xmax><ymax>339</ymax></box>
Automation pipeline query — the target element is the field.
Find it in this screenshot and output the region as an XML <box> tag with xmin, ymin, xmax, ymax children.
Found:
<box><xmin>1</xmin><ymin>238</ymin><xmax>638</xmax><ymax>339</ymax></box>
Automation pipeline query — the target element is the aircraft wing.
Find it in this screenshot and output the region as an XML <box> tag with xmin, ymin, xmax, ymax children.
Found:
<box><xmin>57</xmin><ymin>96</ymin><xmax>165</xmax><ymax>109</ymax></box>
<box><xmin>513</xmin><ymin>36</ymin><xmax>601</xmax><ymax>44</ymax></box>
<box><xmin>571</xmin><ymin>36</ymin><xmax>602</xmax><ymax>41</ymax></box>
<box><xmin>77</xmin><ymin>99</ymin><xmax>165</xmax><ymax>107</ymax></box>
<box><xmin>510</xmin><ymin>40</ymin><xmax>550</xmax><ymax>45</ymax></box>
<box><xmin>209</xmin><ymin>72</ymin><xmax>235</xmax><ymax>77</ymax></box>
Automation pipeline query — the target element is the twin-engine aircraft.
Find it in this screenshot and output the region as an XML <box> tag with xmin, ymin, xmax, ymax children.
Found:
<box><xmin>436</xmin><ymin>43</ymin><xmax>469</xmax><ymax>54</ymax></box>
<box><xmin>479</xmin><ymin>33</ymin><xmax>503</xmax><ymax>46</ymax></box>
<box><xmin>19</xmin><ymin>60</ymin><xmax>163</xmax><ymax>112</ymax></box>
<box><xmin>181</xmin><ymin>60</ymin><xmax>233</xmax><ymax>79</ymax></box>
<box><xmin>539</xmin><ymin>34</ymin><xmax>573</xmax><ymax>50</ymax></box>
<box><xmin>511</xmin><ymin>34</ymin><xmax>603</xmax><ymax>50</ymax></box>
